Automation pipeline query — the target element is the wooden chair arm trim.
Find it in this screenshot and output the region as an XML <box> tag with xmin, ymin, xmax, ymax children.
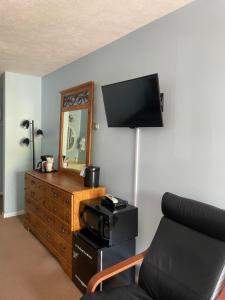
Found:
<box><xmin>86</xmin><ymin>249</ymin><xmax>148</xmax><ymax>294</ymax></box>
<box><xmin>217</xmin><ymin>284</ymin><xmax>225</xmax><ymax>300</ymax></box>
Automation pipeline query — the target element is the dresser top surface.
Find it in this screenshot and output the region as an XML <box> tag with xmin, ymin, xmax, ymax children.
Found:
<box><xmin>26</xmin><ymin>170</ymin><xmax>104</xmax><ymax>194</ymax></box>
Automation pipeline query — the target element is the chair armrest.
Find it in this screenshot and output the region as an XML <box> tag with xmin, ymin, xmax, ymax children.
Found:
<box><xmin>86</xmin><ymin>249</ymin><xmax>148</xmax><ymax>294</ymax></box>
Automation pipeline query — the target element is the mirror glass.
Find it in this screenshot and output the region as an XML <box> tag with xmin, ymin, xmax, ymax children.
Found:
<box><xmin>62</xmin><ymin>109</ymin><xmax>88</xmax><ymax>171</ymax></box>
<box><xmin>59</xmin><ymin>81</ymin><xmax>93</xmax><ymax>173</ymax></box>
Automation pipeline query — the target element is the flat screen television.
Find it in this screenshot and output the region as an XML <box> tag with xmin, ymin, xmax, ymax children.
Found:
<box><xmin>101</xmin><ymin>73</ymin><xmax>163</xmax><ymax>128</ymax></box>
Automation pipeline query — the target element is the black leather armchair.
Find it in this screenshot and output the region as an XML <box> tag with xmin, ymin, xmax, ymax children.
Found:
<box><xmin>81</xmin><ymin>192</ymin><xmax>225</xmax><ymax>300</ymax></box>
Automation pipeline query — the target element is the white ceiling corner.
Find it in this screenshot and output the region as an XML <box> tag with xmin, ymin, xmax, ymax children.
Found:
<box><xmin>0</xmin><ymin>0</ymin><xmax>194</xmax><ymax>76</ymax></box>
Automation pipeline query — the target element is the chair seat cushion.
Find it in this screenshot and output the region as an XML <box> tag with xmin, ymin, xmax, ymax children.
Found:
<box><xmin>81</xmin><ymin>285</ymin><xmax>152</xmax><ymax>300</ymax></box>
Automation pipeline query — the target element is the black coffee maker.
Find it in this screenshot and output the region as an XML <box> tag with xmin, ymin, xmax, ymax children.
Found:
<box><xmin>37</xmin><ymin>155</ymin><xmax>54</xmax><ymax>172</ymax></box>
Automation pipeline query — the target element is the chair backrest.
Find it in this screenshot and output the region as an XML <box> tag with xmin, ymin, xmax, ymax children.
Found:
<box><xmin>139</xmin><ymin>193</ymin><xmax>225</xmax><ymax>300</ymax></box>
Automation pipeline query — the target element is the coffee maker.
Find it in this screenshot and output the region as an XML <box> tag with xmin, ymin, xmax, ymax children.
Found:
<box><xmin>37</xmin><ymin>155</ymin><xmax>54</xmax><ymax>172</ymax></box>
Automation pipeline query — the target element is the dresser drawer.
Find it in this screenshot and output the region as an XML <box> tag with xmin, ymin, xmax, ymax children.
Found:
<box><xmin>25</xmin><ymin>176</ymin><xmax>45</xmax><ymax>204</ymax></box>
<box><xmin>43</xmin><ymin>228</ymin><xmax>57</xmax><ymax>249</ymax></box>
<box><xmin>47</xmin><ymin>240</ymin><xmax>72</xmax><ymax>278</ymax></box>
<box><xmin>27</xmin><ymin>210</ymin><xmax>70</xmax><ymax>259</ymax></box>
<box><xmin>51</xmin><ymin>201</ymin><xmax>71</xmax><ymax>225</ymax></box>
<box><xmin>25</xmin><ymin>176</ymin><xmax>41</xmax><ymax>194</ymax></box>
<box><xmin>54</xmin><ymin>217</ymin><xmax>72</xmax><ymax>243</ymax></box>
<box><xmin>26</xmin><ymin>213</ymin><xmax>72</xmax><ymax>278</ymax></box>
<box><xmin>48</xmin><ymin>186</ymin><xmax>72</xmax><ymax>209</ymax></box>
<box><xmin>26</xmin><ymin>210</ymin><xmax>42</xmax><ymax>234</ymax></box>
<box><xmin>26</xmin><ymin>200</ymin><xmax>42</xmax><ymax>220</ymax></box>
<box><xmin>25</xmin><ymin>175</ymin><xmax>38</xmax><ymax>188</ymax></box>
<box><xmin>40</xmin><ymin>208</ymin><xmax>55</xmax><ymax>229</ymax></box>
<box><xmin>25</xmin><ymin>189</ymin><xmax>38</xmax><ymax>201</ymax></box>
<box><xmin>50</xmin><ymin>243</ymin><xmax>72</xmax><ymax>278</ymax></box>
<box><xmin>42</xmin><ymin>197</ymin><xmax>53</xmax><ymax>212</ymax></box>
<box><xmin>34</xmin><ymin>215</ymin><xmax>71</xmax><ymax>262</ymax></box>
<box><xmin>35</xmin><ymin>181</ymin><xmax>47</xmax><ymax>203</ymax></box>
<box><xmin>31</xmin><ymin>200</ymin><xmax>57</xmax><ymax>233</ymax></box>
<box><xmin>54</xmin><ymin>233</ymin><xmax>72</xmax><ymax>261</ymax></box>
<box><xmin>35</xmin><ymin>216</ymin><xmax>56</xmax><ymax>249</ymax></box>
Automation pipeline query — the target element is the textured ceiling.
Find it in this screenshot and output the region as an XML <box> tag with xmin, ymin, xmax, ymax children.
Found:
<box><xmin>0</xmin><ymin>0</ymin><xmax>194</xmax><ymax>76</ymax></box>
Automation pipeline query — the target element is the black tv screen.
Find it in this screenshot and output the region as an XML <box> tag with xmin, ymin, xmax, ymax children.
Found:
<box><xmin>101</xmin><ymin>73</ymin><xmax>163</xmax><ymax>128</ymax></box>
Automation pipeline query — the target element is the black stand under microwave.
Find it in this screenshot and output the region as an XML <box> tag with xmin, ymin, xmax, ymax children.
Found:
<box><xmin>72</xmin><ymin>197</ymin><xmax>138</xmax><ymax>293</ymax></box>
<box><xmin>72</xmin><ymin>232</ymin><xmax>135</xmax><ymax>293</ymax></box>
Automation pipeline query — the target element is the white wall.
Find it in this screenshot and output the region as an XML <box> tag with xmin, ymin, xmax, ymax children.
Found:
<box><xmin>4</xmin><ymin>72</ymin><xmax>41</xmax><ymax>215</ymax></box>
<box><xmin>0</xmin><ymin>74</ymin><xmax>4</xmax><ymax>195</ymax></box>
<box><xmin>42</xmin><ymin>0</ymin><xmax>225</xmax><ymax>251</ymax></box>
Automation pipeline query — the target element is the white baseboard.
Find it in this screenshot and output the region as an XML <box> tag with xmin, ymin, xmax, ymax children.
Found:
<box><xmin>2</xmin><ymin>210</ymin><xmax>24</xmax><ymax>218</ymax></box>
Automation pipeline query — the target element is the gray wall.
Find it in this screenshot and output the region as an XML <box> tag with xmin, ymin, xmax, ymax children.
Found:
<box><xmin>4</xmin><ymin>72</ymin><xmax>41</xmax><ymax>215</ymax></box>
<box><xmin>0</xmin><ymin>74</ymin><xmax>4</xmax><ymax>194</ymax></box>
<box><xmin>42</xmin><ymin>0</ymin><xmax>225</xmax><ymax>251</ymax></box>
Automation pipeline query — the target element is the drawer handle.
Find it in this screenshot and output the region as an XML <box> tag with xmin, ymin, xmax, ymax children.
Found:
<box><xmin>53</xmin><ymin>207</ymin><xmax>57</xmax><ymax>212</ymax></box>
<box><xmin>47</xmin><ymin>217</ymin><xmax>51</xmax><ymax>223</ymax></box>
<box><xmin>46</xmin><ymin>233</ymin><xmax>50</xmax><ymax>239</ymax></box>
<box><xmin>59</xmin><ymin>244</ymin><xmax>66</xmax><ymax>251</ymax></box>
<box><xmin>53</xmin><ymin>192</ymin><xmax>59</xmax><ymax>198</ymax></box>
<box><xmin>61</xmin><ymin>226</ymin><xmax>66</xmax><ymax>233</ymax></box>
<box><xmin>31</xmin><ymin>180</ymin><xmax>35</xmax><ymax>185</ymax></box>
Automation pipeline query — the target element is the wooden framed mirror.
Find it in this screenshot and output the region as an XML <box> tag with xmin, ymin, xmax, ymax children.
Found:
<box><xmin>58</xmin><ymin>81</ymin><xmax>94</xmax><ymax>173</ymax></box>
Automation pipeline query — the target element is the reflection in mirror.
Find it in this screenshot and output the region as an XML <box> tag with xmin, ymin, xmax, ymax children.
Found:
<box><xmin>59</xmin><ymin>81</ymin><xmax>93</xmax><ymax>173</ymax></box>
<box><xmin>62</xmin><ymin>109</ymin><xmax>88</xmax><ymax>171</ymax></box>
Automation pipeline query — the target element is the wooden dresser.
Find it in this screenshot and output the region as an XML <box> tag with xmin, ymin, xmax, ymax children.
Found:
<box><xmin>24</xmin><ymin>170</ymin><xmax>105</xmax><ymax>278</ymax></box>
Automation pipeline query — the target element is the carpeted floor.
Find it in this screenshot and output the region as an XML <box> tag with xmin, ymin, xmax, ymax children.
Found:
<box><xmin>0</xmin><ymin>214</ymin><xmax>82</xmax><ymax>300</ymax></box>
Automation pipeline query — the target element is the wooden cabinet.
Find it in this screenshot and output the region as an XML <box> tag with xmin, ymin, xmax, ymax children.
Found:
<box><xmin>24</xmin><ymin>170</ymin><xmax>105</xmax><ymax>278</ymax></box>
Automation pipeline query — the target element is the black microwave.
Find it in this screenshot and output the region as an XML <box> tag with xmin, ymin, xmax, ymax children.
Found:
<box><xmin>79</xmin><ymin>198</ymin><xmax>138</xmax><ymax>247</ymax></box>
